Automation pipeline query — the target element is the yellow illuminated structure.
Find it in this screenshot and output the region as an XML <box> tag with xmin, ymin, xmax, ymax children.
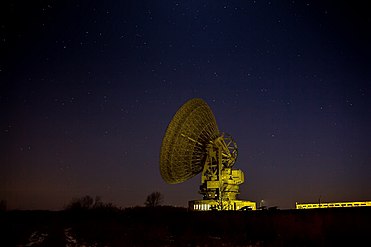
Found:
<box><xmin>160</xmin><ymin>98</ymin><xmax>256</xmax><ymax>211</ymax></box>
<box><xmin>296</xmin><ymin>201</ymin><xmax>371</xmax><ymax>209</ymax></box>
<box><xmin>189</xmin><ymin>200</ymin><xmax>257</xmax><ymax>211</ymax></box>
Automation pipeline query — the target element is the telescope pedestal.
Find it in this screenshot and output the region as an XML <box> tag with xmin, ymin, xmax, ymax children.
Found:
<box><xmin>194</xmin><ymin>137</ymin><xmax>256</xmax><ymax>211</ymax></box>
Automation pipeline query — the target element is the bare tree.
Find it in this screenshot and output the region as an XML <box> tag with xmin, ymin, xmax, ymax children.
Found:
<box><xmin>65</xmin><ymin>195</ymin><xmax>94</xmax><ymax>210</ymax></box>
<box><xmin>93</xmin><ymin>196</ymin><xmax>103</xmax><ymax>208</ymax></box>
<box><xmin>145</xmin><ymin>192</ymin><xmax>164</xmax><ymax>207</ymax></box>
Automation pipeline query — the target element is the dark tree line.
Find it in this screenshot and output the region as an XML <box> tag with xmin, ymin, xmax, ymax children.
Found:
<box><xmin>64</xmin><ymin>192</ymin><xmax>164</xmax><ymax>211</ymax></box>
<box><xmin>65</xmin><ymin>195</ymin><xmax>116</xmax><ymax>211</ymax></box>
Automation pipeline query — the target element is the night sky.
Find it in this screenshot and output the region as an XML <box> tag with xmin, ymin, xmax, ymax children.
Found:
<box><xmin>1</xmin><ymin>1</ymin><xmax>370</xmax><ymax>210</ymax></box>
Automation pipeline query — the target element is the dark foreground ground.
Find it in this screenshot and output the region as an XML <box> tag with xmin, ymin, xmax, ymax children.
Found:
<box><xmin>1</xmin><ymin>206</ymin><xmax>371</xmax><ymax>246</ymax></box>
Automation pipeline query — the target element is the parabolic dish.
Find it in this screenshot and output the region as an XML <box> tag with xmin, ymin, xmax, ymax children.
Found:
<box><xmin>160</xmin><ymin>98</ymin><xmax>220</xmax><ymax>184</ymax></box>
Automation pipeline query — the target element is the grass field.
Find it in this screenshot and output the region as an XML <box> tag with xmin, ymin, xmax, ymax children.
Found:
<box><xmin>1</xmin><ymin>206</ymin><xmax>370</xmax><ymax>246</ymax></box>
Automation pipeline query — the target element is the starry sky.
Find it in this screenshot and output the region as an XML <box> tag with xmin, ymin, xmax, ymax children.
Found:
<box><xmin>1</xmin><ymin>0</ymin><xmax>370</xmax><ymax>210</ymax></box>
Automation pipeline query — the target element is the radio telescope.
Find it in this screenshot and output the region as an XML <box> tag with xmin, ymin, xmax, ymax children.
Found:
<box><xmin>160</xmin><ymin>98</ymin><xmax>256</xmax><ymax>211</ymax></box>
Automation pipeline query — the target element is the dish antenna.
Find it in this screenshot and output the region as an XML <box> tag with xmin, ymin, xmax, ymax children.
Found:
<box><xmin>160</xmin><ymin>98</ymin><xmax>256</xmax><ymax>211</ymax></box>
